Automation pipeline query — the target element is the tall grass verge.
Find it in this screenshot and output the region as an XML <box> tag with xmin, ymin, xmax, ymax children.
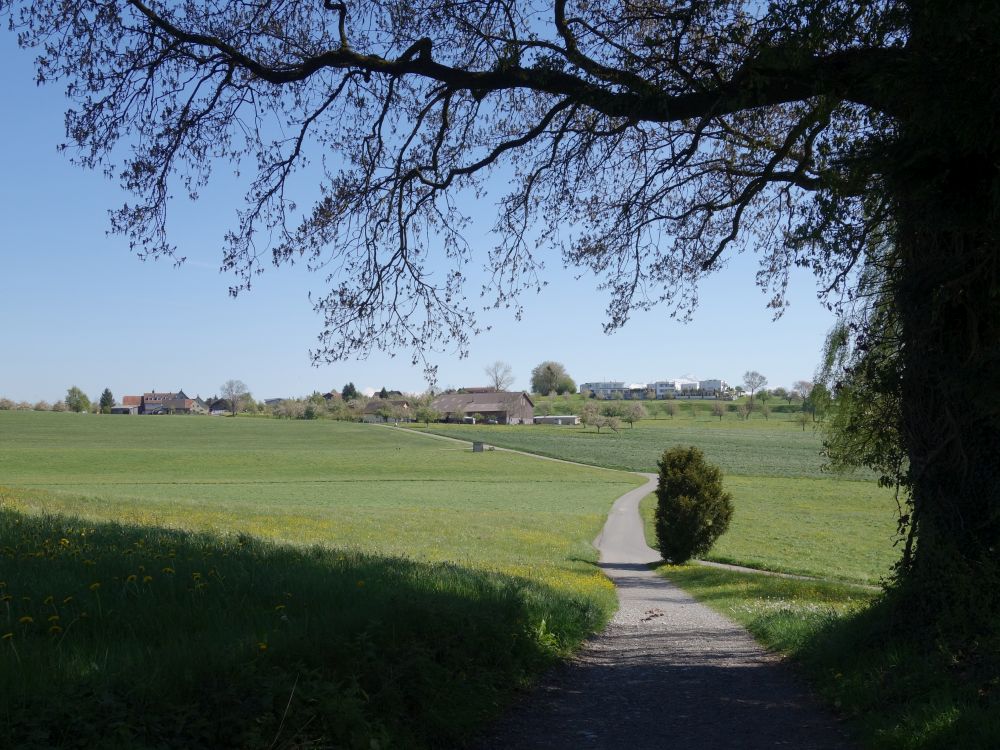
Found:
<box><xmin>0</xmin><ymin>503</ymin><xmax>613</xmax><ymax>749</ymax></box>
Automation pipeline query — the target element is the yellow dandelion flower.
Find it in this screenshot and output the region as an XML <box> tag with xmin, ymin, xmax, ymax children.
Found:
<box><xmin>83</xmin><ymin>559</ymin><xmax>95</xmax><ymax>566</ymax></box>
<box><xmin>257</xmin><ymin>642</ymin><xmax>268</xmax><ymax>652</ymax></box>
<box><xmin>356</xmin><ymin>580</ymin><xmax>365</xmax><ymax>588</ymax></box>
<box><xmin>2</xmin><ymin>595</ymin><xmax>12</xmax><ymax>602</ymax></box>
<box><xmin>59</xmin><ymin>538</ymin><xmax>70</xmax><ymax>547</ymax></box>
<box><xmin>18</xmin><ymin>616</ymin><xmax>32</xmax><ymax>624</ymax></box>
<box><xmin>89</xmin><ymin>582</ymin><xmax>101</xmax><ymax>591</ymax></box>
<box><xmin>274</xmin><ymin>604</ymin><xmax>286</xmax><ymax>611</ymax></box>
<box><xmin>0</xmin><ymin>582</ymin><xmax>5</xmax><ymax>588</ymax></box>
<box><xmin>126</xmin><ymin>575</ymin><xmax>137</xmax><ymax>583</ymax></box>
<box><xmin>47</xmin><ymin>615</ymin><xmax>60</xmax><ymax>622</ymax></box>
<box><xmin>162</xmin><ymin>567</ymin><xmax>175</xmax><ymax>575</ymax></box>
<box><xmin>44</xmin><ymin>596</ymin><xmax>54</xmax><ymax>605</ymax></box>
<box><xmin>192</xmin><ymin>572</ymin><xmax>201</xmax><ymax>580</ymax></box>
<box><xmin>62</xmin><ymin>596</ymin><xmax>73</xmax><ymax>604</ymax></box>
<box><xmin>48</xmin><ymin>625</ymin><xmax>62</xmax><ymax>635</ymax></box>
<box><xmin>1</xmin><ymin>633</ymin><xmax>12</xmax><ymax>640</ymax></box>
<box><xmin>143</xmin><ymin>576</ymin><xmax>153</xmax><ymax>584</ymax></box>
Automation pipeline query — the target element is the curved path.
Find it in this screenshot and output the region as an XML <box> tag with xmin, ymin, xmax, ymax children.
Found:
<box><xmin>473</xmin><ymin>473</ymin><xmax>854</xmax><ymax>749</ymax></box>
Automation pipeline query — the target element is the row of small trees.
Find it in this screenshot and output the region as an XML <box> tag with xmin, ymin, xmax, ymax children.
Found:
<box><xmin>0</xmin><ymin>387</ymin><xmax>116</xmax><ymax>414</ymax></box>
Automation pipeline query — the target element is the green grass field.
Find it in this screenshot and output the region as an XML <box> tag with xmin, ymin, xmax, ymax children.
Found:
<box><xmin>419</xmin><ymin>417</ymin><xmax>867</xmax><ymax>477</ymax></box>
<box><xmin>418</xmin><ymin>420</ymin><xmax>899</xmax><ymax>584</ymax></box>
<box><xmin>0</xmin><ymin>411</ymin><xmax>637</xmax><ymax>748</ymax></box>
<box><xmin>0</xmin><ymin>412</ymin><xmax>637</xmax><ymax>569</ymax></box>
<box><xmin>3</xmin><ymin>409</ymin><xmax>977</xmax><ymax>749</ymax></box>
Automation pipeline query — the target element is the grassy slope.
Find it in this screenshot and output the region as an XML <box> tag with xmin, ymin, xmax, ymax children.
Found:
<box><xmin>0</xmin><ymin>411</ymin><xmax>638</xmax><ymax>748</ymax></box>
<box><xmin>419</xmin><ymin>420</ymin><xmax>899</xmax><ymax>584</ymax></box>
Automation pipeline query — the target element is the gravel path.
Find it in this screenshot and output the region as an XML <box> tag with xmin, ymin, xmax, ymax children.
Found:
<box><xmin>473</xmin><ymin>473</ymin><xmax>854</xmax><ymax>749</ymax></box>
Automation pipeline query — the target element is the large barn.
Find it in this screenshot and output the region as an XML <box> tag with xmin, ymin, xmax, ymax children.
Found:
<box><xmin>431</xmin><ymin>391</ymin><xmax>534</xmax><ymax>424</ymax></box>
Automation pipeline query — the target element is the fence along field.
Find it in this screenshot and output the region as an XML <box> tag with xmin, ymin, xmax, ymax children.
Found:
<box><xmin>0</xmin><ymin>410</ymin><xmax>638</xmax><ymax>749</ymax></box>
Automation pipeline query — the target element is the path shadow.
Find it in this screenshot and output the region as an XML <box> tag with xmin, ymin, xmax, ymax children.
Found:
<box><xmin>474</xmin><ymin>654</ymin><xmax>854</xmax><ymax>749</ymax></box>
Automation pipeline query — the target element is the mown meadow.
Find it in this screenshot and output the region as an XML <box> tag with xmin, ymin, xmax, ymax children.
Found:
<box><xmin>418</xmin><ymin>418</ymin><xmax>899</xmax><ymax>584</ymax></box>
<box><xmin>4</xmin><ymin>409</ymin><xmax>991</xmax><ymax>748</ymax></box>
<box><xmin>0</xmin><ymin>411</ymin><xmax>638</xmax><ymax>748</ymax></box>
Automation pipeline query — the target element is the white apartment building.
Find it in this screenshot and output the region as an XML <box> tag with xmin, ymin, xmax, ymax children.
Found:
<box><xmin>651</xmin><ymin>380</ymin><xmax>681</xmax><ymax>398</ymax></box>
<box><xmin>587</xmin><ymin>377</ymin><xmax>732</xmax><ymax>399</ymax></box>
<box><xmin>698</xmin><ymin>379</ymin><xmax>730</xmax><ymax>395</ymax></box>
<box><xmin>579</xmin><ymin>381</ymin><xmax>626</xmax><ymax>399</ymax></box>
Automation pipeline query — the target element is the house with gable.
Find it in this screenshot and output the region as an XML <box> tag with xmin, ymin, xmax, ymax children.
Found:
<box><xmin>430</xmin><ymin>391</ymin><xmax>534</xmax><ymax>424</ymax></box>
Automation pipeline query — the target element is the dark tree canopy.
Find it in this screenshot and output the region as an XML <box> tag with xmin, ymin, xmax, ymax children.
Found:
<box><xmin>5</xmin><ymin>0</ymin><xmax>1000</xmax><ymax>634</ymax></box>
<box><xmin>99</xmin><ymin>387</ymin><xmax>115</xmax><ymax>413</ymax></box>
<box><xmin>3</xmin><ymin>0</ymin><xmax>911</xmax><ymax>371</ymax></box>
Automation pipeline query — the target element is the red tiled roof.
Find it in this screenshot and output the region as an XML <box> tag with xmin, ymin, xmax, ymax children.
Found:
<box><xmin>122</xmin><ymin>396</ymin><xmax>141</xmax><ymax>407</ymax></box>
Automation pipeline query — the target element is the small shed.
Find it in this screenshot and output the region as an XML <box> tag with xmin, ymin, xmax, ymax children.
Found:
<box><xmin>533</xmin><ymin>415</ymin><xmax>580</xmax><ymax>426</ymax></box>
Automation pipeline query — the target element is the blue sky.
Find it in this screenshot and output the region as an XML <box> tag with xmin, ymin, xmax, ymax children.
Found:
<box><xmin>0</xmin><ymin>34</ymin><xmax>837</xmax><ymax>404</ymax></box>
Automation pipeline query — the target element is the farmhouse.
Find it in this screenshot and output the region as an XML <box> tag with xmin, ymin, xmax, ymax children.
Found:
<box><xmin>208</xmin><ymin>398</ymin><xmax>232</xmax><ymax>415</ymax></box>
<box><xmin>431</xmin><ymin>392</ymin><xmax>534</xmax><ymax>424</ymax></box>
<box><xmin>160</xmin><ymin>393</ymin><xmax>208</xmax><ymax>415</ymax></box>
<box><xmin>139</xmin><ymin>390</ymin><xmax>182</xmax><ymax>414</ymax></box>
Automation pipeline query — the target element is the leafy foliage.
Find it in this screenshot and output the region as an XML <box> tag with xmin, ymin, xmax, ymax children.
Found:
<box><xmin>654</xmin><ymin>446</ymin><xmax>734</xmax><ymax>564</ymax></box>
<box><xmin>64</xmin><ymin>386</ymin><xmax>90</xmax><ymax>413</ymax></box>
<box><xmin>413</xmin><ymin>406</ymin><xmax>441</xmax><ymax>426</ymax></box>
<box><xmin>530</xmin><ymin>361</ymin><xmax>574</xmax><ymax>396</ymax></box>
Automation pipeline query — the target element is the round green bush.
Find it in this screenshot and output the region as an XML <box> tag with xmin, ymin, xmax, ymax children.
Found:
<box><xmin>654</xmin><ymin>446</ymin><xmax>734</xmax><ymax>563</ymax></box>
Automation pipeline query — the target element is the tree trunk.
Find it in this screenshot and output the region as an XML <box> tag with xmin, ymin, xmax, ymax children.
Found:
<box><xmin>891</xmin><ymin>3</ymin><xmax>1000</xmax><ymax>632</ymax></box>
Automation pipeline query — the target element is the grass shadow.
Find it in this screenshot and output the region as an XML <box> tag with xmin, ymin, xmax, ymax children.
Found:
<box><xmin>0</xmin><ymin>505</ymin><xmax>608</xmax><ymax>749</ymax></box>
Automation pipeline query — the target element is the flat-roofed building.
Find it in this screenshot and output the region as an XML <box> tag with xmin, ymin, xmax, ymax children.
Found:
<box><xmin>698</xmin><ymin>379</ymin><xmax>730</xmax><ymax>396</ymax></box>
<box><xmin>534</xmin><ymin>415</ymin><xmax>580</xmax><ymax>425</ymax></box>
<box><xmin>579</xmin><ymin>381</ymin><xmax>626</xmax><ymax>399</ymax></box>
